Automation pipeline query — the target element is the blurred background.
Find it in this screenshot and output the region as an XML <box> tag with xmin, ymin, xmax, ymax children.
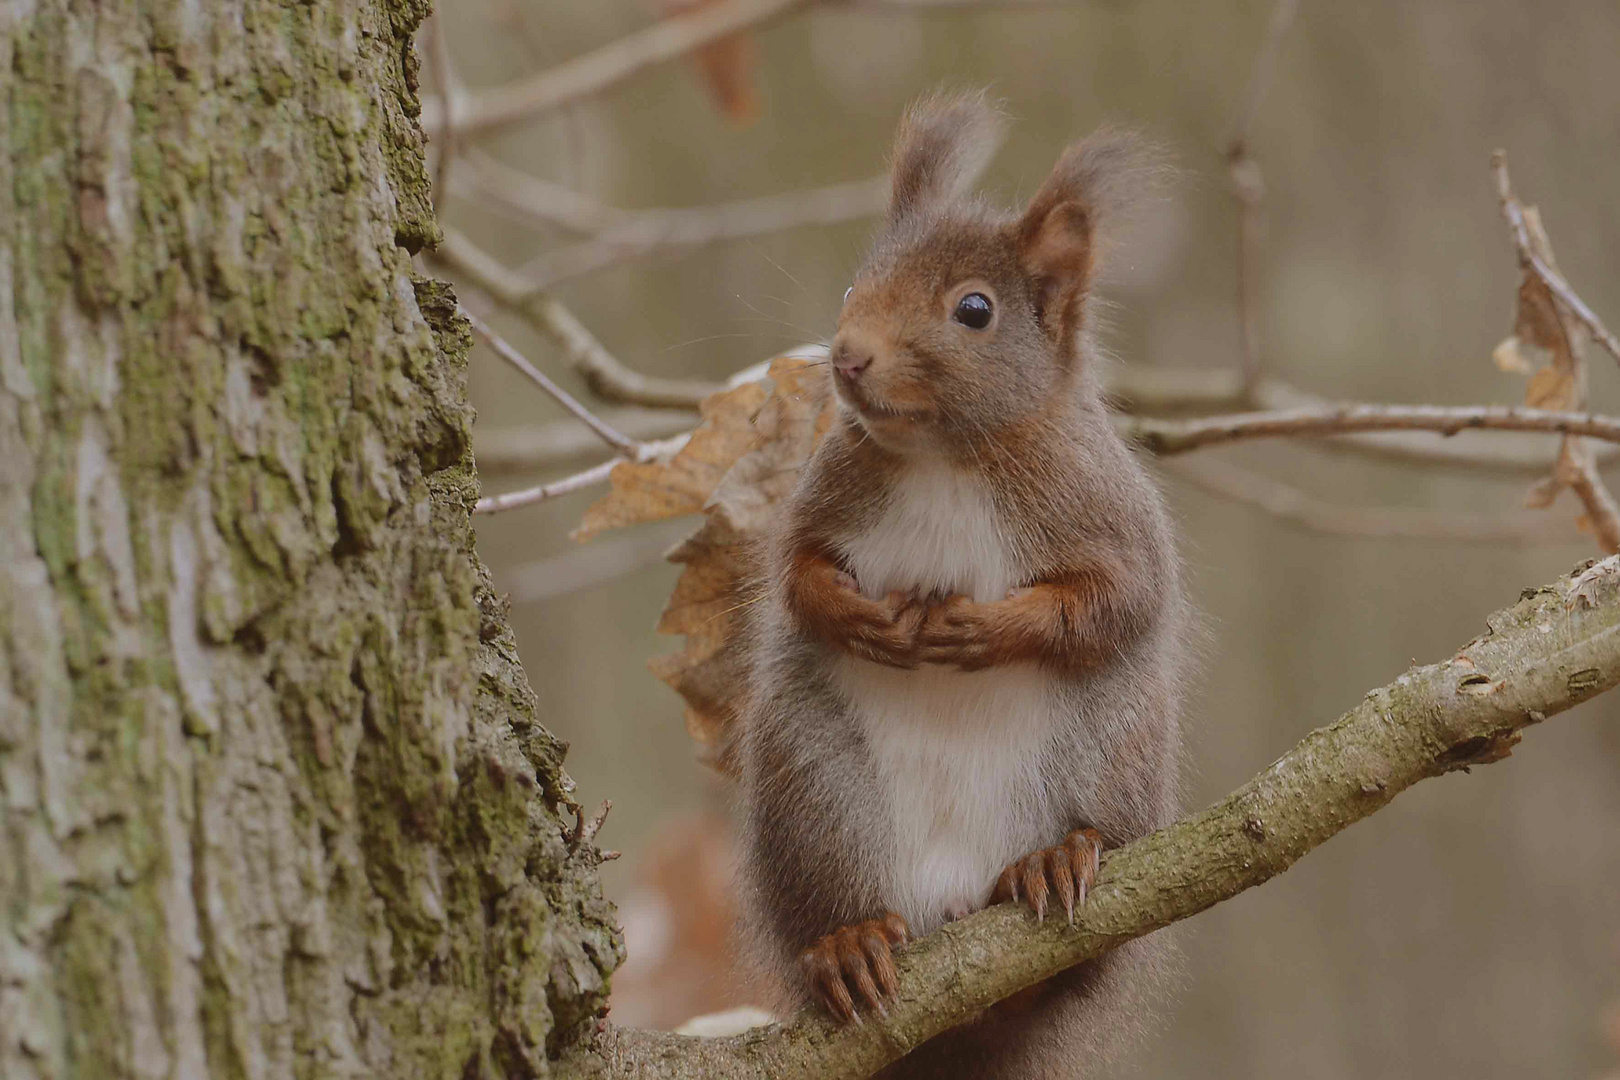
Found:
<box><xmin>423</xmin><ymin>1</ymin><xmax>1620</xmax><ymax>1076</ymax></box>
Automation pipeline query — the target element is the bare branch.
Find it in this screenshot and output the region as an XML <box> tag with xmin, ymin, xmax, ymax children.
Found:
<box><xmin>1165</xmin><ymin>455</ymin><xmax>1584</xmax><ymax>544</ymax></box>
<box><xmin>1225</xmin><ymin>0</ymin><xmax>1301</xmax><ymax>395</ymax></box>
<box><xmin>569</xmin><ymin>556</ymin><xmax>1620</xmax><ymax>1078</ymax></box>
<box><xmin>1105</xmin><ymin>364</ymin><xmax>1620</xmax><ymax>472</ymax></box>
<box><xmin>1124</xmin><ymin>403</ymin><xmax>1620</xmax><ymax>456</ymax></box>
<box><xmin>568</xmin><ymin>800</ymin><xmax>613</xmax><ymax>852</ymax></box>
<box><xmin>435</xmin><ymin>228</ymin><xmax>725</xmax><ymax>408</ymax></box>
<box><xmin>512</xmin><ymin>176</ymin><xmax>889</xmax><ymax>291</ymax></box>
<box><xmin>474</xmin><ymin>458</ymin><xmax>621</xmax><ymax>515</ymax></box>
<box><xmin>473</xmin><ymin>433</ymin><xmax>692</xmax><ymax>515</ymax></box>
<box><xmin>475</xmin><ymin>434</ymin><xmax>690</xmax><ymax>515</ymax></box>
<box><xmin>421</xmin><ymin>0</ymin><xmax>812</xmax><ymax>138</ymax></box>
<box><xmin>457</xmin><ymin>150</ymin><xmax>634</xmax><ymax>234</ymax></box>
<box><xmin>1229</xmin><ymin>0</ymin><xmax>1302</xmax><ymax>150</ymax></box>
<box><xmin>461</xmin><ymin>307</ymin><xmax>643</xmax><ymax>458</ymax></box>
<box><xmin>457</xmin><ymin>152</ymin><xmax>889</xmax><ymax>277</ymax></box>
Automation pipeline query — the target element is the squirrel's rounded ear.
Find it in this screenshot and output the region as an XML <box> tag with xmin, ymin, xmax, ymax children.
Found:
<box><xmin>887</xmin><ymin>89</ymin><xmax>1007</xmax><ymax>226</ymax></box>
<box><xmin>1015</xmin><ymin>128</ymin><xmax>1167</xmax><ymax>345</ymax></box>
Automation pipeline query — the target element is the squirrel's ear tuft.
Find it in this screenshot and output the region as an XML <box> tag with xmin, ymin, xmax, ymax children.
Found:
<box><xmin>887</xmin><ymin>89</ymin><xmax>1007</xmax><ymax>225</ymax></box>
<box><xmin>1015</xmin><ymin>127</ymin><xmax>1169</xmax><ymax>345</ymax></box>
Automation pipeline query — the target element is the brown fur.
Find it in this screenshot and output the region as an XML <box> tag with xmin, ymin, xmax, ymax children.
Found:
<box><xmin>737</xmin><ymin>90</ymin><xmax>1188</xmax><ymax>1078</ymax></box>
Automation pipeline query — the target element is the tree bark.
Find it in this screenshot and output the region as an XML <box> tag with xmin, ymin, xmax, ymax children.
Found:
<box><xmin>0</xmin><ymin>3</ymin><xmax>620</xmax><ymax>1078</ymax></box>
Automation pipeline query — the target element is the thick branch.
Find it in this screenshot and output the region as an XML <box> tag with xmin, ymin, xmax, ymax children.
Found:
<box><xmin>568</xmin><ymin>555</ymin><xmax>1620</xmax><ymax>1078</ymax></box>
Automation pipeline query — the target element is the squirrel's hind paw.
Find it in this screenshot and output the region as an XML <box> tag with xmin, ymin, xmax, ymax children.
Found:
<box><xmin>993</xmin><ymin>828</ymin><xmax>1103</xmax><ymax>925</ymax></box>
<box><xmin>800</xmin><ymin>913</ymin><xmax>910</xmax><ymax>1024</ymax></box>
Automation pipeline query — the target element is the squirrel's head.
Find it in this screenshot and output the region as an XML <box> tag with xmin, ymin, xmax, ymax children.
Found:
<box><xmin>831</xmin><ymin>90</ymin><xmax>1163</xmax><ymax>454</ymax></box>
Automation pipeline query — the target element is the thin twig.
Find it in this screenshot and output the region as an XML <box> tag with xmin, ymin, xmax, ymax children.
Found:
<box><xmin>474</xmin><ymin>433</ymin><xmax>692</xmax><ymax>515</ymax></box>
<box><xmin>461</xmin><ymin>307</ymin><xmax>644</xmax><ymax>458</ymax></box>
<box><xmin>421</xmin><ymin>0</ymin><xmax>812</xmax><ymax>138</ymax></box>
<box><xmin>1104</xmin><ymin>364</ymin><xmax>1620</xmax><ymax>472</ymax></box>
<box><xmin>435</xmin><ymin>229</ymin><xmax>725</xmax><ymax>407</ymax></box>
<box><xmin>1124</xmin><ymin>403</ymin><xmax>1620</xmax><ymax>455</ymax></box>
<box><xmin>477</xmin><ymin>410</ymin><xmax>696</xmax><ymax>474</ymax></box>
<box><xmin>1229</xmin><ymin>0</ymin><xmax>1302</xmax><ymax>147</ymax></box>
<box><xmin>1165</xmin><ymin>455</ymin><xmax>1584</xmax><ymax>544</ymax></box>
<box><xmin>474</xmin><ymin>458</ymin><xmax>621</xmax><ymax>515</ymax></box>
<box><xmin>1226</xmin><ymin>0</ymin><xmax>1301</xmax><ymax>396</ymax></box>
<box><xmin>568</xmin><ymin>800</ymin><xmax>613</xmax><ymax>851</ymax></box>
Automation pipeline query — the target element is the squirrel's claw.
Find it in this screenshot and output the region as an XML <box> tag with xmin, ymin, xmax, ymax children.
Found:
<box><xmin>995</xmin><ymin>828</ymin><xmax>1103</xmax><ymax>926</ymax></box>
<box><xmin>800</xmin><ymin>913</ymin><xmax>911</xmax><ymax>1025</ymax></box>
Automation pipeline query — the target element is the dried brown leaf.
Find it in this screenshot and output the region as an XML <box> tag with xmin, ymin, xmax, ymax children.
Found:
<box><xmin>631</xmin><ymin>355</ymin><xmax>836</xmax><ymax>772</ymax></box>
<box><xmin>1515</xmin><ymin>275</ymin><xmax>1572</xmax><ymax>359</ymax></box>
<box><xmin>571</xmin><ymin>380</ymin><xmax>768</xmax><ymax>542</ymax></box>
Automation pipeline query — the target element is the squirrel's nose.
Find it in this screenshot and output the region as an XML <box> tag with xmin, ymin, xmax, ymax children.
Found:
<box><xmin>832</xmin><ymin>343</ymin><xmax>872</xmax><ymax>383</ymax></box>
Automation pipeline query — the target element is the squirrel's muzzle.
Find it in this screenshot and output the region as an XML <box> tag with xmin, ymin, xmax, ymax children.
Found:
<box><xmin>831</xmin><ymin>340</ymin><xmax>872</xmax><ymax>384</ymax></box>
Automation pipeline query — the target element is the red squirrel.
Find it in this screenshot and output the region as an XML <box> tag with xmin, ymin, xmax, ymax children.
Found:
<box><xmin>737</xmin><ymin>91</ymin><xmax>1188</xmax><ymax>1077</ymax></box>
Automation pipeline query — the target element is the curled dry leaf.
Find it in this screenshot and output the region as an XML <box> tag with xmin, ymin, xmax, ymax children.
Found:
<box><xmin>576</xmin><ymin>356</ymin><xmax>835</xmax><ymax>772</ymax></box>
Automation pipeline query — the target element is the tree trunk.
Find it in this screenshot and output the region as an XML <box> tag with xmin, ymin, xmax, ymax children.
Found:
<box><xmin>0</xmin><ymin>3</ymin><xmax>621</xmax><ymax>1078</ymax></box>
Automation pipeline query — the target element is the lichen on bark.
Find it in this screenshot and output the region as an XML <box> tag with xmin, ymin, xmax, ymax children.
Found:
<box><xmin>0</xmin><ymin>3</ymin><xmax>621</xmax><ymax>1078</ymax></box>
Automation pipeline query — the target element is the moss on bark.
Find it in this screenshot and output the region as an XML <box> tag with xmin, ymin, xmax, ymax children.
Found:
<box><xmin>0</xmin><ymin>3</ymin><xmax>620</xmax><ymax>1078</ymax></box>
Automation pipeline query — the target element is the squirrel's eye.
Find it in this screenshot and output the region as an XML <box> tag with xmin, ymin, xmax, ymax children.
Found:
<box><xmin>842</xmin><ymin>286</ymin><xmax>853</xmax><ymax>306</ymax></box>
<box><xmin>953</xmin><ymin>292</ymin><xmax>993</xmax><ymax>330</ymax></box>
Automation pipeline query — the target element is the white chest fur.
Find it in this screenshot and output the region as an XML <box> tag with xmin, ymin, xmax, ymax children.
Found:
<box><xmin>834</xmin><ymin>462</ymin><xmax>1058</xmax><ymax>933</ymax></box>
<box><xmin>841</xmin><ymin>459</ymin><xmax>1018</xmax><ymax>604</ymax></box>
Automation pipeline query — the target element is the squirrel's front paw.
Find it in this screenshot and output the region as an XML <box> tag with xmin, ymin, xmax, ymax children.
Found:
<box><xmin>914</xmin><ymin>595</ymin><xmax>998</xmax><ymax>670</ymax></box>
<box><xmin>799</xmin><ymin>912</ymin><xmax>910</xmax><ymax>1024</ymax></box>
<box><xmin>993</xmin><ymin>828</ymin><xmax>1103</xmax><ymax>925</ymax></box>
<box><xmin>801</xmin><ymin>560</ymin><xmax>922</xmax><ymax>667</ymax></box>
